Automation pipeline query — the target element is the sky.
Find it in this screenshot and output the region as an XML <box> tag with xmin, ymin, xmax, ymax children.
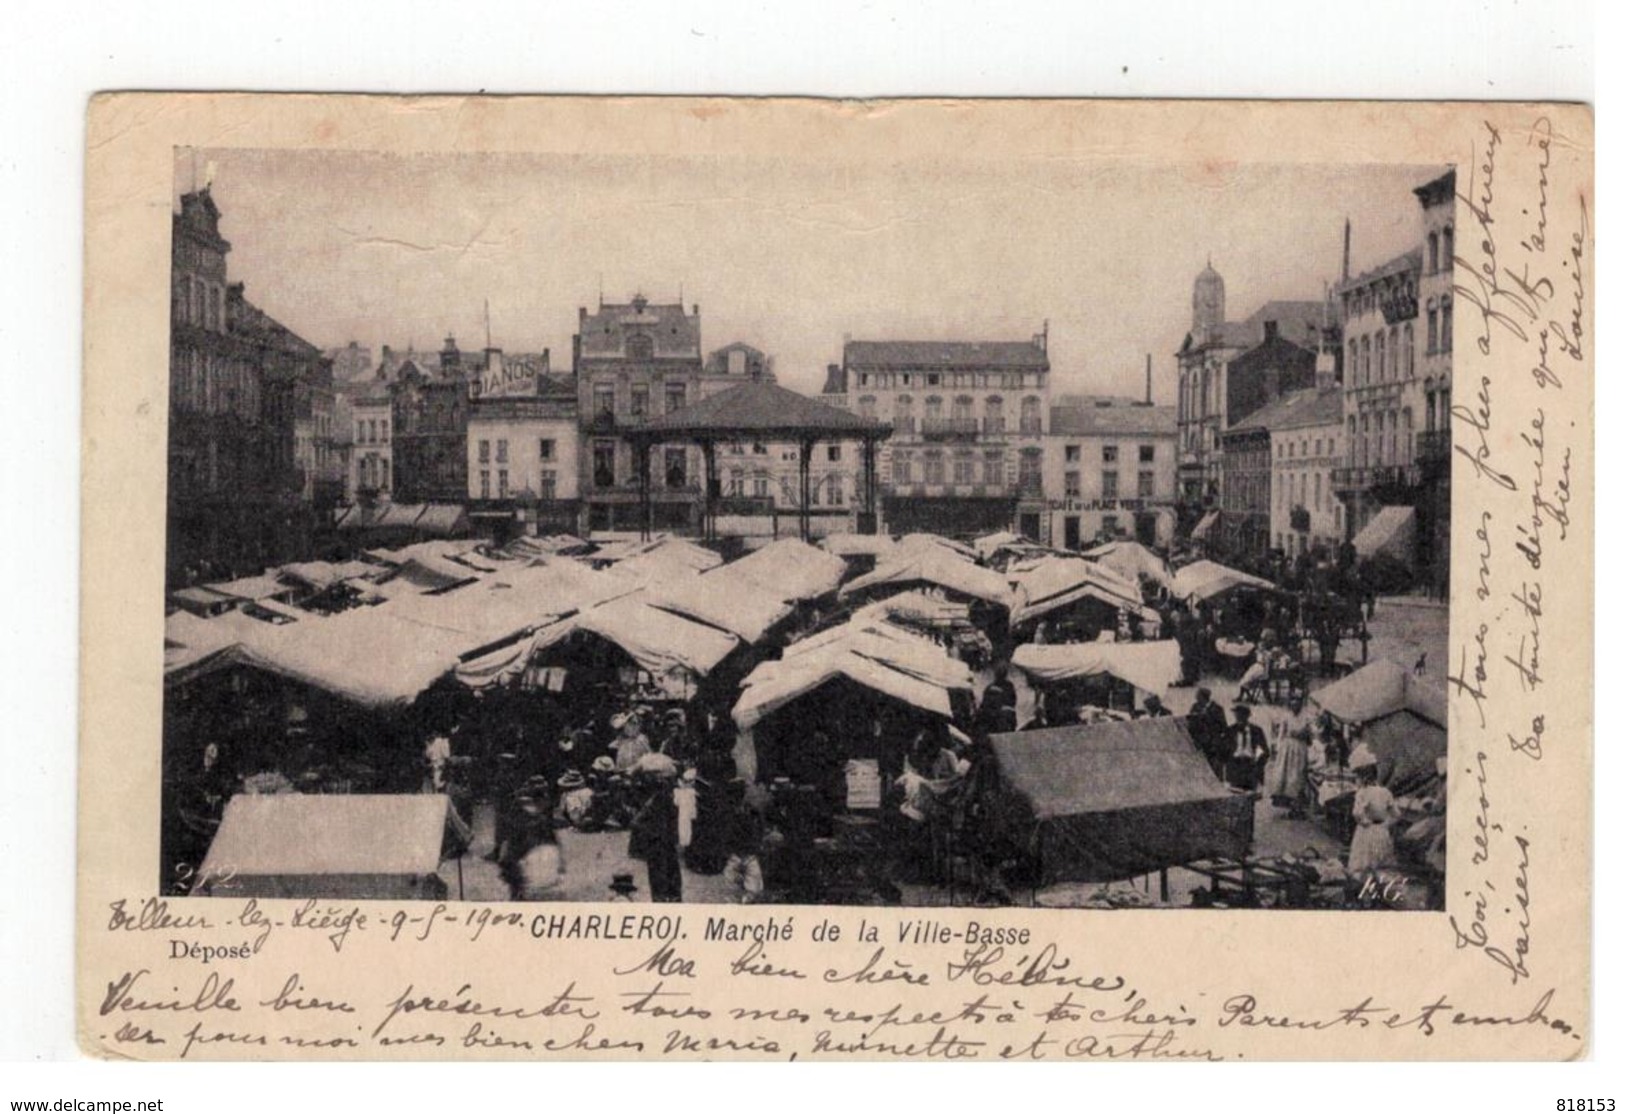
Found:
<box><xmin>178</xmin><ymin>148</ymin><xmax>1442</xmax><ymax>403</ymax></box>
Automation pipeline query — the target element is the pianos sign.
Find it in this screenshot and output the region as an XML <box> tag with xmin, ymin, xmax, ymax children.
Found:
<box><xmin>471</xmin><ymin>350</ymin><xmax>547</xmax><ymax>399</ymax></box>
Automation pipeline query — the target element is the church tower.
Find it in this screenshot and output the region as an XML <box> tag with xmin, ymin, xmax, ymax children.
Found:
<box><xmin>1191</xmin><ymin>259</ymin><xmax>1226</xmax><ymax>344</ymax></box>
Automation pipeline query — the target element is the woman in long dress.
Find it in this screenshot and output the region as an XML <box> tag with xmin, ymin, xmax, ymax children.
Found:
<box><xmin>1347</xmin><ymin>762</ymin><xmax>1400</xmax><ymax>875</ymax></box>
<box><xmin>1265</xmin><ymin>698</ymin><xmax>1312</xmax><ymax>816</ymax></box>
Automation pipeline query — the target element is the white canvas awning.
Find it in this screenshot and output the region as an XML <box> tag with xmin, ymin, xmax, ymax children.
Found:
<box><xmin>1007</xmin><ymin>555</ymin><xmax>1154</xmax><ymax>626</ymax></box>
<box><xmin>644</xmin><ymin>574</ymin><xmax>795</xmax><ymax>643</ymax></box>
<box><xmin>201</xmin><ymin>794</ymin><xmax>449</xmax><ymax>880</ymax></box>
<box><xmin>1352</xmin><ymin>505</ymin><xmax>1417</xmax><ymax>567</ymax></box>
<box><xmin>1011</xmin><ymin>640</ymin><xmax>1182</xmax><ymax>695</ymax></box>
<box><xmin>1191</xmin><ymin>509</ymin><xmax>1221</xmax><ymax>541</ymax></box>
<box><xmin>714</xmin><ymin>537</ymin><xmax>849</xmax><ymax>601</ymax></box>
<box><xmin>1169</xmin><ymin>559</ymin><xmax>1276</xmax><ymax>603</ymax></box>
<box><xmin>732</xmin><ymin>642</ymin><xmax>960</xmax><ymax>729</ymax></box>
<box><xmin>1082</xmin><ymin>540</ymin><xmax>1175</xmax><ymax>590</ymax></box>
<box><xmin>840</xmin><ymin>546</ymin><xmax>1012</xmax><ymax>609</ymax></box>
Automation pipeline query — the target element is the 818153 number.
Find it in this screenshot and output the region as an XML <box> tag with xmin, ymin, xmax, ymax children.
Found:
<box><xmin>1557</xmin><ymin>1101</ymin><xmax>1615</xmax><ymax>1112</ymax></box>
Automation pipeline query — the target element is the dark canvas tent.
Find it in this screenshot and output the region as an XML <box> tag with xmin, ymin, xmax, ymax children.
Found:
<box><xmin>988</xmin><ymin>718</ymin><xmax>1253</xmax><ymax>884</ymax></box>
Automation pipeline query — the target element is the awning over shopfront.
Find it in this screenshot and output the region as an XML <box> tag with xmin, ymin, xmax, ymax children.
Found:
<box><xmin>1169</xmin><ymin>559</ymin><xmax>1276</xmax><ymax>603</ymax></box>
<box><xmin>987</xmin><ymin>718</ymin><xmax>1254</xmax><ymax>884</ymax></box>
<box><xmin>1011</xmin><ymin>640</ymin><xmax>1181</xmax><ymax>696</ymax></box>
<box><xmin>1191</xmin><ymin>509</ymin><xmax>1221</xmax><ymax>541</ymax></box>
<box><xmin>1352</xmin><ymin>505</ymin><xmax>1417</xmax><ymax>567</ymax></box>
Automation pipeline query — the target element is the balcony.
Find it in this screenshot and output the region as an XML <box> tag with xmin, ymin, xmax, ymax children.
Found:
<box><xmin>920</xmin><ymin>417</ymin><xmax>981</xmax><ymax>441</ymax></box>
<box><xmin>586</xmin><ymin>411</ymin><xmax>618</xmax><ymax>434</ymax></box>
<box><xmin>1332</xmin><ymin>463</ymin><xmax>1423</xmax><ymax>493</ymax></box>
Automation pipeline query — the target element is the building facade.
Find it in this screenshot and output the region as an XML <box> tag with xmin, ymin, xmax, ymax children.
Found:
<box><xmin>167</xmin><ymin>187</ymin><xmax>325</xmax><ymax>586</ymax></box>
<box><xmin>347</xmin><ymin>386</ymin><xmax>394</xmax><ymax>501</ymax></box>
<box><xmin>389</xmin><ymin>344</ymin><xmax>470</xmax><ymax>504</ymax></box>
<box><xmin>826</xmin><ymin>332</ymin><xmax>1051</xmax><ymax>538</ymax></box>
<box><xmin>1413</xmin><ymin>169</ymin><xmax>1456</xmax><ymax>596</ymax></box>
<box><xmin>1043</xmin><ymin>402</ymin><xmax>1177</xmax><ymax>550</ymax></box>
<box><xmin>1331</xmin><ymin>247</ymin><xmax>1424</xmax><ymax>541</ymax></box>
<box><xmin>1247</xmin><ymin>385</ymin><xmax>1346</xmax><ymax>558</ymax></box>
<box><xmin>574</xmin><ymin>295</ymin><xmax>707</xmax><ymax>533</ymax></box>
<box><xmin>1175</xmin><ymin>261</ymin><xmax>1339</xmax><ymax>521</ymax></box>
<box><xmin>466</xmin><ymin>368</ymin><xmax>581</xmax><ymax>541</ymax></box>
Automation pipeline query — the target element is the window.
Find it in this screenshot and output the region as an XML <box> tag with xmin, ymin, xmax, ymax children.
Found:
<box><xmin>539</xmin><ymin>438</ymin><xmax>556</xmax><ymax>462</ymax></box>
<box><xmin>1442</xmin><ymin>224</ymin><xmax>1454</xmax><ymax>269</ymax></box>
<box><xmin>827</xmin><ymin>445</ymin><xmax>841</xmax><ymax>462</ymax></box>
<box><xmin>1018</xmin><ymin>450</ymin><xmax>1042</xmax><ymax>490</ymax></box>
<box><xmin>630</xmin><ymin>385</ymin><xmax>649</xmax><ymax>419</ymax></box>
<box><xmin>664</xmin><ymin>382</ymin><xmax>687</xmax><ymax>414</ymax></box>
<box><xmin>540</xmin><ymin>470</ymin><xmax>557</xmax><ymax>500</ymax></box>
<box><xmin>926</xmin><ymin>373</ymin><xmax>941</xmax><ymax>386</ymax></box>
<box><xmin>1313</xmin><ymin>472</ymin><xmax>1322</xmax><ymax>511</ymax></box>
<box><xmin>1314</xmin><ymin>438</ymin><xmax>1322</xmax><ymax>457</ymax></box>
<box><xmin>496</xmin><ymin>439</ymin><xmax>508</xmax><ymax>464</ymax></box>
<box><xmin>754</xmin><ymin>477</ymin><xmax>770</xmax><ymax>498</ymax></box>
<box><xmin>1064</xmin><ymin>444</ymin><xmax>1081</xmax><ymax>464</ymax></box>
<box><xmin>664</xmin><ymin>448</ymin><xmax>687</xmax><ymax>489</ymax></box>
<box><xmin>477</xmin><ymin>439</ymin><xmax>491</xmax><ymax>463</ymax></box>
<box><xmin>828</xmin><ymin>476</ymin><xmax>844</xmax><ymax>505</ymax></box>
<box><xmin>626</xmin><ymin>333</ymin><xmax>654</xmax><ymax>360</ymax></box>
<box><xmin>1102</xmin><ymin>515</ymin><xmax>1119</xmax><ymax>536</ymax></box>
<box><xmin>1426</xmin><ymin>300</ymin><xmax>1439</xmax><ymax>352</ymax></box>
<box><xmin>894</xmin><ymin>395</ymin><xmax>914</xmax><ymax>434</ymax></box>
<box><xmin>357</xmin><ymin>420</ymin><xmax>367</xmax><ymax>443</ymax></box>
<box><xmin>983</xmin><ymin>451</ymin><xmax>1004</xmax><ymax>487</ymax></box>
<box><xmin>592</xmin><ymin>441</ymin><xmax>616</xmax><ymax>488</ymax></box>
<box><xmin>951</xmin><ymin>396</ymin><xmax>973</xmax><ymax>424</ymax></box>
<box><xmin>1138</xmin><ymin>470</ymin><xmax>1155</xmax><ymax>498</ymax></box>
<box><xmin>380</xmin><ymin>420</ymin><xmax>388</xmax><ymax>441</ymax></box>
<box><xmin>498</xmin><ymin>470</ymin><xmax>509</xmax><ymax>498</ymax></box>
<box><xmin>1441</xmin><ymin>295</ymin><xmax>1453</xmax><ymax>352</ymax></box>
<box><xmin>1428</xmin><ymin>231</ymin><xmax>1440</xmax><ymax>273</ymax></box>
<box><xmin>1403</xmin><ymin>324</ymin><xmax>1415</xmax><ymax>377</ymax></box>
<box><xmin>1102</xmin><ymin>444</ymin><xmax>1119</xmax><ymax>464</ymax></box>
<box><xmin>1361</xmin><ymin>336</ymin><xmax>1371</xmax><ymax>383</ymax></box>
<box><xmin>1374</xmin><ymin>332</ymin><xmax>1386</xmax><ymax>382</ymax></box>
<box><xmin>1064</xmin><ymin>471</ymin><xmax>1081</xmax><ymax>499</ymax></box>
<box><xmin>1138</xmin><ymin>444</ymin><xmax>1155</xmax><ymax>463</ymax></box>
<box><xmin>479</xmin><ymin>470</ymin><xmax>491</xmax><ymax>499</ymax></box>
<box><xmin>924</xmin><ymin>396</ymin><xmax>943</xmax><ymax>421</ymax></box>
<box><xmin>892</xmin><ymin>451</ymin><xmax>913</xmax><ymax>484</ymax></box>
<box><xmin>857</xmin><ymin>395</ymin><xmax>876</xmax><ymax>420</ymax></box>
<box><xmin>1020</xmin><ymin>397</ymin><xmax>1042</xmax><ymax>434</ymax></box>
<box><xmin>1102</xmin><ymin>471</ymin><xmax>1119</xmax><ymax>499</ymax></box>
<box><xmin>809</xmin><ymin>482</ymin><xmax>820</xmax><ymax>506</ymax></box>
<box><xmin>727</xmin><ymin>349</ymin><xmax>746</xmax><ymax>376</ymax></box>
<box><xmin>985</xmin><ymin>397</ymin><xmax>1004</xmax><ymax>433</ymax></box>
<box><xmin>593</xmin><ymin>384</ymin><xmax>615</xmax><ymax>417</ymax></box>
<box><xmin>924</xmin><ymin>451</ymin><xmax>945</xmax><ymax>485</ymax></box>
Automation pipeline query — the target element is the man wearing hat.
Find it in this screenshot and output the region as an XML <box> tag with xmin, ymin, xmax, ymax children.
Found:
<box><xmin>628</xmin><ymin>763</ymin><xmax>683</xmax><ymax>903</ymax></box>
<box><xmin>557</xmin><ymin>768</ymin><xmax>593</xmax><ymax>828</ymax></box>
<box><xmin>1224</xmin><ymin>704</ymin><xmax>1270</xmax><ymax>791</ymax></box>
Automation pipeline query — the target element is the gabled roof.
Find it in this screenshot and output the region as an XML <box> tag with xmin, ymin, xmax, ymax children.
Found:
<box><xmin>844</xmin><ymin>339</ymin><xmax>1049</xmax><ymax>370</ymax></box>
<box><xmin>630</xmin><ymin>380</ymin><xmax>888</xmax><ymax>437</ymax></box>
<box><xmin>1228</xmin><ymin>386</ymin><xmax>1342</xmax><ymax>434</ymax></box>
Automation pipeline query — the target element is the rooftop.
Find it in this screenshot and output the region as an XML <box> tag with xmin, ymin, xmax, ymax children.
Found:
<box><xmin>1048</xmin><ymin>404</ymin><xmax>1176</xmax><ymax>438</ymax></box>
<box><xmin>629</xmin><ymin>379</ymin><xmax>889</xmax><ymax>439</ymax></box>
<box><xmin>844</xmin><ymin>339</ymin><xmax>1050</xmax><ymax>370</ymax></box>
<box><xmin>1228</xmin><ymin>386</ymin><xmax>1343</xmax><ymax>434</ymax></box>
<box><xmin>1338</xmin><ymin>248</ymin><xmax>1424</xmax><ymax>295</ymax></box>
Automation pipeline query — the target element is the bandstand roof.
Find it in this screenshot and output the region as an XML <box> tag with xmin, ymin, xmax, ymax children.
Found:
<box><xmin>627</xmin><ymin>380</ymin><xmax>890</xmax><ymax>440</ymax></box>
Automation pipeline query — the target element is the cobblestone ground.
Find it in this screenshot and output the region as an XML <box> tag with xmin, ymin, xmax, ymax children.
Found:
<box><xmin>441</xmin><ymin>596</ymin><xmax>1449</xmax><ymax>908</ymax></box>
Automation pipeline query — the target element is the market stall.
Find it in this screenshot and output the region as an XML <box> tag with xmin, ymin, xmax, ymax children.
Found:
<box><xmin>197</xmin><ymin>793</ymin><xmax>452</xmax><ymax>899</ymax></box>
<box><xmin>1006</xmin><ymin>553</ymin><xmax>1156</xmax><ymax>638</ymax></box>
<box><xmin>987</xmin><ymin>718</ymin><xmax>1254</xmax><ymax>886</ymax></box>
<box><xmin>1010</xmin><ymin>640</ymin><xmax>1181</xmax><ymax>716</ymax></box>
<box><xmin>1081</xmin><ymin>540</ymin><xmax>1175</xmax><ymax>593</ymax></box>
<box><xmin>1310</xmin><ymin>659</ymin><xmax>1447</xmax><ymax>794</ymax></box>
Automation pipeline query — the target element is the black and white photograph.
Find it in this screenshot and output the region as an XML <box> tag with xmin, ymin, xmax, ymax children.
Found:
<box><xmin>159</xmin><ymin>147</ymin><xmax>1456</xmax><ymax>913</ymax></box>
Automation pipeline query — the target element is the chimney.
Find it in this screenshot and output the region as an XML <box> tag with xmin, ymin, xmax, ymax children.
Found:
<box><xmin>1035</xmin><ymin>320</ymin><xmax>1049</xmax><ymax>353</ymax></box>
<box><xmin>1144</xmin><ymin>353</ymin><xmax>1153</xmax><ymax>405</ymax></box>
<box><xmin>1342</xmin><ymin>218</ymin><xmax>1352</xmax><ymax>283</ymax></box>
<box><xmin>1263</xmin><ymin>320</ymin><xmax>1279</xmax><ymax>342</ymax></box>
<box><xmin>441</xmin><ymin>334</ymin><xmax>461</xmax><ymax>372</ymax></box>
